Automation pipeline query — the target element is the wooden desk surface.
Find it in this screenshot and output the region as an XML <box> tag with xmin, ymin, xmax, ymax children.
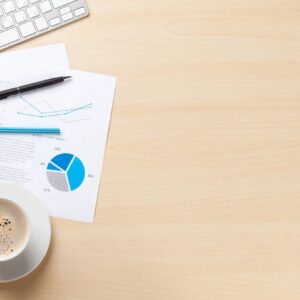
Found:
<box><xmin>2</xmin><ymin>0</ymin><xmax>300</xmax><ymax>299</ymax></box>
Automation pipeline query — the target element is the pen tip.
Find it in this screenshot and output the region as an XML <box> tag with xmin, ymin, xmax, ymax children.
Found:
<box><xmin>63</xmin><ymin>76</ymin><xmax>72</xmax><ymax>80</ymax></box>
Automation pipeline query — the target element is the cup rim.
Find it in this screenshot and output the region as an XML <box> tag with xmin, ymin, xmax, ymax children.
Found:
<box><xmin>0</xmin><ymin>198</ymin><xmax>31</xmax><ymax>262</ymax></box>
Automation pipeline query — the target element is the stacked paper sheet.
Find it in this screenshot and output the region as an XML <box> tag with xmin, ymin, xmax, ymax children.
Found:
<box><xmin>0</xmin><ymin>44</ymin><xmax>116</xmax><ymax>222</ymax></box>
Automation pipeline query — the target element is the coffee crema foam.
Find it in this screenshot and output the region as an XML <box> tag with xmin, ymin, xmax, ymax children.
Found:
<box><xmin>0</xmin><ymin>216</ymin><xmax>16</xmax><ymax>256</ymax></box>
<box><xmin>0</xmin><ymin>199</ymin><xmax>29</xmax><ymax>259</ymax></box>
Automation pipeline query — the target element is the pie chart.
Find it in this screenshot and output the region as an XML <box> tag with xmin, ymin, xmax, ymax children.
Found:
<box><xmin>46</xmin><ymin>153</ymin><xmax>85</xmax><ymax>192</ymax></box>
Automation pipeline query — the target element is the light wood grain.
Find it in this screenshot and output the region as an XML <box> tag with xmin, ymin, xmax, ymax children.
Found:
<box><xmin>2</xmin><ymin>0</ymin><xmax>300</xmax><ymax>299</ymax></box>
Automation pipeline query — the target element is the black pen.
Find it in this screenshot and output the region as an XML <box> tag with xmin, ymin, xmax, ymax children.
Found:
<box><xmin>0</xmin><ymin>76</ymin><xmax>72</xmax><ymax>100</ymax></box>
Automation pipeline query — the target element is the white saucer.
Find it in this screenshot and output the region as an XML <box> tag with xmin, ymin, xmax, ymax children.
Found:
<box><xmin>0</xmin><ymin>183</ymin><xmax>51</xmax><ymax>283</ymax></box>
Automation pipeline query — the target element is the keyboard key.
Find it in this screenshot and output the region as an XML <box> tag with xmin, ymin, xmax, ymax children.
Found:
<box><xmin>39</xmin><ymin>0</ymin><xmax>51</xmax><ymax>13</ymax></box>
<box><xmin>3</xmin><ymin>0</ymin><xmax>16</xmax><ymax>13</ymax></box>
<box><xmin>49</xmin><ymin>17</ymin><xmax>60</xmax><ymax>26</ymax></box>
<box><xmin>2</xmin><ymin>15</ymin><xmax>14</xmax><ymax>28</ymax></box>
<box><xmin>19</xmin><ymin>20</ymin><xmax>36</xmax><ymax>37</ymax></box>
<box><xmin>30</xmin><ymin>0</ymin><xmax>39</xmax><ymax>3</ymax></box>
<box><xmin>59</xmin><ymin>6</ymin><xmax>70</xmax><ymax>15</ymax></box>
<box><xmin>74</xmin><ymin>7</ymin><xmax>86</xmax><ymax>17</ymax></box>
<box><xmin>0</xmin><ymin>27</ymin><xmax>20</xmax><ymax>46</ymax></box>
<box><xmin>35</xmin><ymin>16</ymin><xmax>48</xmax><ymax>31</ymax></box>
<box><xmin>62</xmin><ymin>12</ymin><xmax>72</xmax><ymax>21</ymax></box>
<box><xmin>15</xmin><ymin>0</ymin><xmax>28</xmax><ymax>9</ymax></box>
<box><xmin>50</xmin><ymin>0</ymin><xmax>75</xmax><ymax>9</ymax></box>
<box><xmin>14</xmin><ymin>10</ymin><xmax>27</xmax><ymax>23</ymax></box>
<box><xmin>27</xmin><ymin>5</ymin><xmax>39</xmax><ymax>18</ymax></box>
<box><xmin>0</xmin><ymin>7</ymin><xmax>3</xmax><ymax>17</ymax></box>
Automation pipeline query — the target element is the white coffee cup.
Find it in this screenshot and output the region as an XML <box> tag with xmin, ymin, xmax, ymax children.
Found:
<box><xmin>0</xmin><ymin>183</ymin><xmax>51</xmax><ymax>283</ymax></box>
<box><xmin>0</xmin><ymin>198</ymin><xmax>31</xmax><ymax>265</ymax></box>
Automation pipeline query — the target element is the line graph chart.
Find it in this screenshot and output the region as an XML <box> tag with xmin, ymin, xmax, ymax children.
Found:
<box><xmin>0</xmin><ymin>80</ymin><xmax>93</xmax><ymax>123</ymax></box>
<box><xmin>14</xmin><ymin>95</ymin><xmax>93</xmax><ymax>123</ymax></box>
<box><xmin>17</xmin><ymin>95</ymin><xmax>92</xmax><ymax>118</ymax></box>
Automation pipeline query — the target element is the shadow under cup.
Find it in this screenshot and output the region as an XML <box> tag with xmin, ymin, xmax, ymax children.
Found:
<box><xmin>0</xmin><ymin>198</ymin><xmax>30</xmax><ymax>262</ymax></box>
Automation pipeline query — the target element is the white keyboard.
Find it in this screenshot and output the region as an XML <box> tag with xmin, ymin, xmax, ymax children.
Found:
<box><xmin>0</xmin><ymin>0</ymin><xmax>88</xmax><ymax>50</ymax></box>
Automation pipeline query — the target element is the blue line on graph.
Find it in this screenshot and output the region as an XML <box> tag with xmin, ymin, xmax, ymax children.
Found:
<box><xmin>18</xmin><ymin>95</ymin><xmax>42</xmax><ymax>113</ymax></box>
<box><xmin>16</xmin><ymin>95</ymin><xmax>92</xmax><ymax>118</ymax></box>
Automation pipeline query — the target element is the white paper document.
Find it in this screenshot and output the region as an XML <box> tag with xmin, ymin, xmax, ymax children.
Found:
<box><xmin>1</xmin><ymin>44</ymin><xmax>69</xmax><ymax>68</ymax></box>
<box><xmin>0</xmin><ymin>52</ymin><xmax>116</xmax><ymax>222</ymax></box>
